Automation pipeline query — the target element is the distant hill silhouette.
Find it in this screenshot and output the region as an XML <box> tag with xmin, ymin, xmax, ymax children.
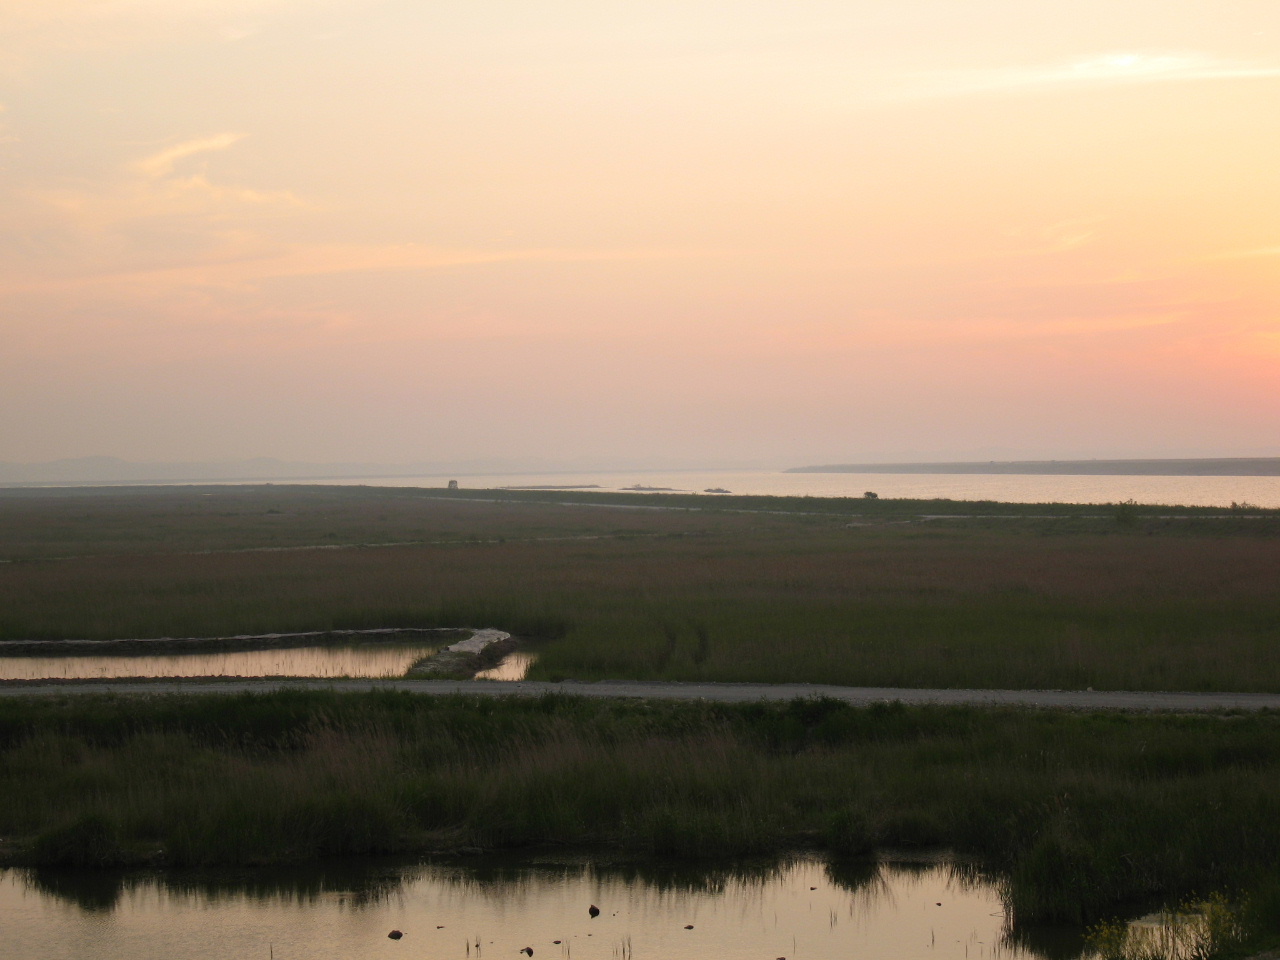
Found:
<box><xmin>788</xmin><ymin>458</ymin><xmax>1280</xmax><ymax>476</ymax></box>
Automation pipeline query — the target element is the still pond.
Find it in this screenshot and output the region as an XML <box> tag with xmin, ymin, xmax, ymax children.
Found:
<box><xmin>1</xmin><ymin>857</ymin><xmax>1083</xmax><ymax>960</ymax></box>
<box><xmin>0</xmin><ymin>645</ymin><xmax>536</xmax><ymax>681</ymax></box>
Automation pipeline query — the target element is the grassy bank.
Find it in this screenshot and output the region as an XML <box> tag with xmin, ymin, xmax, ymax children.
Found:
<box><xmin>2</xmin><ymin>486</ymin><xmax>1279</xmax><ymax>691</ymax></box>
<box><xmin>3</xmin><ymin>691</ymin><xmax>1280</xmax><ymax>928</ymax></box>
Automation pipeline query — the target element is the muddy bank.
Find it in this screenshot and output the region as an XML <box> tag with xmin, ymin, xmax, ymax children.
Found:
<box><xmin>406</xmin><ymin>629</ymin><xmax>516</xmax><ymax>679</ymax></box>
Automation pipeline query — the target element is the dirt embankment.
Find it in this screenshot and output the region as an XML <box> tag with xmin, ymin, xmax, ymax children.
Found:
<box><xmin>406</xmin><ymin>629</ymin><xmax>516</xmax><ymax>679</ymax></box>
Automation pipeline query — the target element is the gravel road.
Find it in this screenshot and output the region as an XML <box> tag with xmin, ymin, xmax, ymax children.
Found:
<box><xmin>2</xmin><ymin>677</ymin><xmax>1278</xmax><ymax>711</ymax></box>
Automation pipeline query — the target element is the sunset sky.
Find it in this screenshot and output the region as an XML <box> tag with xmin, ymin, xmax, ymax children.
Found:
<box><xmin>3</xmin><ymin>1</ymin><xmax>1279</xmax><ymax>467</ymax></box>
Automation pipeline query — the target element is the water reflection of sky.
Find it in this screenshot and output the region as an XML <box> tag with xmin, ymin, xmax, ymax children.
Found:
<box><xmin>476</xmin><ymin>652</ymin><xmax>538</xmax><ymax>681</ymax></box>
<box><xmin>1</xmin><ymin>858</ymin><xmax>1082</xmax><ymax>960</ymax></box>
<box><xmin>0</xmin><ymin>644</ymin><xmax>441</xmax><ymax>681</ymax></box>
<box><xmin>331</xmin><ymin>470</ymin><xmax>1280</xmax><ymax>509</ymax></box>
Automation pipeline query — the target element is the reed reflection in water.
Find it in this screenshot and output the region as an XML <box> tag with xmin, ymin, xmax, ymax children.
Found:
<box><xmin>0</xmin><ymin>858</ymin><xmax>1084</xmax><ymax>960</ymax></box>
<box><xmin>0</xmin><ymin>644</ymin><xmax>441</xmax><ymax>681</ymax></box>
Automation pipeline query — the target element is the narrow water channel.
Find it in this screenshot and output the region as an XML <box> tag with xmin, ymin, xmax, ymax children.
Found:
<box><xmin>0</xmin><ymin>857</ymin><xmax>1084</xmax><ymax>960</ymax></box>
<box><xmin>476</xmin><ymin>651</ymin><xmax>538</xmax><ymax>681</ymax></box>
<box><xmin>0</xmin><ymin>643</ymin><xmax>442</xmax><ymax>680</ymax></box>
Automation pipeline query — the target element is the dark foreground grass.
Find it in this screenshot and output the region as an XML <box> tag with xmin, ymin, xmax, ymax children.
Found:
<box><xmin>3</xmin><ymin>691</ymin><xmax>1280</xmax><ymax>930</ymax></box>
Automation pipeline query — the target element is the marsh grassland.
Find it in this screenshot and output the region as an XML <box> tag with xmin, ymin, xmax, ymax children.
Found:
<box><xmin>2</xmin><ymin>485</ymin><xmax>1280</xmax><ymax>947</ymax></box>
<box><xmin>2</xmin><ymin>484</ymin><xmax>1278</xmax><ymax>691</ymax></box>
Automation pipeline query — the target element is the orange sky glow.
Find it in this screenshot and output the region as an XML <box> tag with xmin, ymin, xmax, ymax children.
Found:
<box><xmin>2</xmin><ymin>1</ymin><xmax>1278</xmax><ymax>466</ymax></box>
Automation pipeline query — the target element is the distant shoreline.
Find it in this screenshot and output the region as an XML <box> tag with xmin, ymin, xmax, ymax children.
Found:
<box><xmin>788</xmin><ymin>458</ymin><xmax>1280</xmax><ymax>477</ymax></box>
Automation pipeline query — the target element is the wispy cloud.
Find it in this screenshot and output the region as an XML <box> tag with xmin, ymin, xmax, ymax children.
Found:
<box><xmin>127</xmin><ymin>133</ymin><xmax>303</xmax><ymax>209</ymax></box>
<box><xmin>2</xmin><ymin>130</ymin><xmax>303</xmax><ymax>280</ymax></box>
<box><xmin>134</xmin><ymin>132</ymin><xmax>246</xmax><ymax>178</ymax></box>
<box><xmin>883</xmin><ymin>52</ymin><xmax>1280</xmax><ymax>101</ymax></box>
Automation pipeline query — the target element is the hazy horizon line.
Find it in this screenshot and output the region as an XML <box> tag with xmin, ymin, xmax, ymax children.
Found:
<box><xmin>4</xmin><ymin>453</ymin><xmax>1280</xmax><ymax>486</ymax></box>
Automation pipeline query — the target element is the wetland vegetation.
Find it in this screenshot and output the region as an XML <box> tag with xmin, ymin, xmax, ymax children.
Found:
<box><xmin>2</xmin><ymin>484</ymin><xmax>1279</xmax><ymax>952</ymax></box>
<box><xmin>4</xmin><ymin>690</ymin><xmax>1280</xmax><ymax>935</ymax></box>
<box><xmin>2</xmin><ymin>484</ymin><xmax>1279</xmax><ymax>691</ymax></box>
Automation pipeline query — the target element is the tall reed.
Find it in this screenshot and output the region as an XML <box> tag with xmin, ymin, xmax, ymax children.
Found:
<box><xmin>2</xmin><ymin>692</ymin><xmax>1280</xmax><ymax>928</ymax></box>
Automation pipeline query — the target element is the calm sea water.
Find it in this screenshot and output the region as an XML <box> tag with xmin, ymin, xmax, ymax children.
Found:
<box><xmin>0</xmin><ymin>858</ymin><xmax>1078</xmax><ymax>960</ymax></box>
<box><xmin>315</xmin><ymin>471</ymin><xmax>1280</xmax><ymax>509</ymax></box>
